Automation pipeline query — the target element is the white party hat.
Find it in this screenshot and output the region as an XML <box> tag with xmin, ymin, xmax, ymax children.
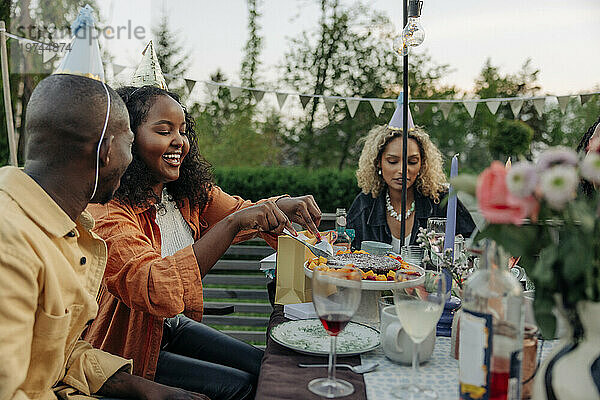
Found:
<box><xmin>130</xmin><ymin>41</ymin><xmax>168</xmax><ymax>90</ymax></box>
<box><xmin>53</xmin><ymin>4</ymin><xmax>104</xmax><ymax>82</ymax></box>
<box><xmin>388</xmin><ymin>93</ymin><xmax>415</xmax><ymax>131</ymax></box>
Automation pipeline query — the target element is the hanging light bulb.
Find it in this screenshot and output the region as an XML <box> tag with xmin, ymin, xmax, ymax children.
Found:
<box><xmin>403</xmin><ymin>0</ymin><xmax>425</xmax><ymax>47</ymax></box>
<box><xmin>392</xmin><ymin>35</ymin><xmax>409</xmax><ymax>57</ymax></box>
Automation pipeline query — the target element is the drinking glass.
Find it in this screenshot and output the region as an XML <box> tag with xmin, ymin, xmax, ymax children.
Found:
<box><xmin>426</xmin><ymin>218</ymin><xmax>446</xmax><ymax>269</ymax></box>
<box><xmin>378</xmin><ymin>295</ymin><xmax>395</xmax><ymax>331</ymax></box>
<box><xmin>309</xmin><ymin>266</ymin><xmax>362</xmax><ymax>398</ymax></box>
<box><xmin>392</xmin><ymin>271</ymin><xmax>448</xmax><ymax>399</ymax></box>
<box><xmin>401</xmin><ymin>245</ymin><xmax>425</xmax><ymax>267</ymax></box>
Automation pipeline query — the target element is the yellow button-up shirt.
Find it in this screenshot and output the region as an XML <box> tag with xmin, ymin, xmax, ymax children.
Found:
<box><xmin>0</xmin><ymin>167</ymin><xmax>132</xmax><ymax>400</ymax></box>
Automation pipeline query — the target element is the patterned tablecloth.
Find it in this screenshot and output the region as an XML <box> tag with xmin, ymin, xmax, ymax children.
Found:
<box><xmin>361</xmin><ymin>337</ymin><xmax>558</xmax><ymax>400</ymax></box>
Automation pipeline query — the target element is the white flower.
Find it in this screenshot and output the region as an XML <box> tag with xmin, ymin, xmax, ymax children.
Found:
<box><xmin>539</xmin><ymin>166</ymin><xmax>578</xmax><ymax>209</ymax></box>
<box><xmin>536</xmin><ymin>146</ymin><xmax>578</xmax><ymax>171</ymax></box>
<box><xmin>506</xmin><ymin>161</ymin><xmax>538</xmax><ymax>197</ymax></box>
<box><xmin>580</xmin><ymin>152</ymin><xmax>600</xmax><ymax>184</ymax></box>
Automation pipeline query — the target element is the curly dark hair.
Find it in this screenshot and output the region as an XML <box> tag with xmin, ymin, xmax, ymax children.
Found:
<box><xmin>577</xmin><ymin>114</ymin><xmax>600</xmax><ymax>197</ymax></box>
<box><xmin>114</xmin><ymin>85</ymin><xmax>213</xmax><ymax>209</ymax></box>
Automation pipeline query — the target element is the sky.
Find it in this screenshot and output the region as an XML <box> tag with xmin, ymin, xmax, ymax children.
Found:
<box><xmin>98</xmin><ymin>0</ymin><xmax>600</xmax><ymax>97</ymax></box>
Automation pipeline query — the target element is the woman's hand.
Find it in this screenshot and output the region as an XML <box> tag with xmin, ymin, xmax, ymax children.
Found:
<box><xmin>232</xmin><ymin>201</ymin><xmax>295</xmax><ymax>235</ymax></box>
<box><xmin>275</xmin><ymin>195</ymin><xmax>322</xmax><ymax>238</ymax></box>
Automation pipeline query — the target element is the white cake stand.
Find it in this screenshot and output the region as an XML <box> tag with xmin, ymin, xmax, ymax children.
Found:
<box><xmin>304</xmin><ymin>262</ymin><xmax>425</xmax><ymax>328</ymax></box>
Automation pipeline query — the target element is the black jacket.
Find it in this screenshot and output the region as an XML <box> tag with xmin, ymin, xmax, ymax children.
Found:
<box><xmin>347</xmin><ymin>189</ymin><xmax>476</xmax><ymax>250</ymax></box>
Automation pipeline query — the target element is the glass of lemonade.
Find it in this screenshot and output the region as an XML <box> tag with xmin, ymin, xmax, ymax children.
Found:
<box><xmin>391</xmin><ymin>270</ymin><xmax>448</xmax><ymax>398</ymax></box>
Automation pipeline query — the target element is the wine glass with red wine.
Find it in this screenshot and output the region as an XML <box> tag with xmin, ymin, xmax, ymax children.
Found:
<box><xmin>309</xmin><ymin>266</ymin><xmax>362</xmax><ymax>398</ymax></box>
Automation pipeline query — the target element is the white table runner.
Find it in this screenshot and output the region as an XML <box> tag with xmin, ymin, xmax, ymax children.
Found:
<box><xmin>361</xmin><ymin>337</ymin><xmax>557</xmax><ymax>399</ymax></box>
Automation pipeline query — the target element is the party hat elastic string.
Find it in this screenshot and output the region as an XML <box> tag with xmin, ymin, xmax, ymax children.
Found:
<box><xmin>89</xmin><ymin>81</ymin><xmax>111</xmax><ymax>201</ymax></box>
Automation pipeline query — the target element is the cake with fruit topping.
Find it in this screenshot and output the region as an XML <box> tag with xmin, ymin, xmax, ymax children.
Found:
<box><xmin>326</xmin><ymin>252</ymin><xmax>402</xmax><ymax>275</ymax></box>
<box><xmin>307</xmin><ymin>250</ymin><xmax>421</xmax><ymax>281</ymax></box>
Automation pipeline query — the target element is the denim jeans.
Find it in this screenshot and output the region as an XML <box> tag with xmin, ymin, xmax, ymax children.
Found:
<box><xmin>155</xmin><ymin>315</ymin><xmax>264</xmax><ymax>400</ymax></box>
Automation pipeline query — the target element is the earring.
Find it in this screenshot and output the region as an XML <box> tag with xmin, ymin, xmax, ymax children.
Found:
<box><xmin>378</xmin><ymin>169</ymin><xmax>382</xmax><ymax>176</ymax></box>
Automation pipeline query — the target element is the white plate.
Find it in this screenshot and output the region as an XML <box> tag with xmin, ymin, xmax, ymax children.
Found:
<box><xmin>304</xmin><ymin>260</ymin><xmax>425</xmax><ymax>290</ymax></box>
<box><xmin>270</xmin><ymin>319</ymin><xmax>380</xmax><ymax>356</ymax></box>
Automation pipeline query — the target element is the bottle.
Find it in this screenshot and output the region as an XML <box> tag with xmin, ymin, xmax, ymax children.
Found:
<box><xmin>333</xmin><ymin>208</ymin><xmax>351</xmax><ymax>252</ymax></box>
<box><xmin>459</xmin><ymin>240</ymin><xmax>524</xmax><ymax>400</ymax></box>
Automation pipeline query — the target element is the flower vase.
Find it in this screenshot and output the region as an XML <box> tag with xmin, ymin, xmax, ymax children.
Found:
<box><xmin>533</xmin><ymin>301</ymin><xmax>600</xmax><ymax>399</ymax></box>
<box><xmin>436</xmin><ymin>296</ymin><xmax>460</xmax><ymax>337</ymax></box>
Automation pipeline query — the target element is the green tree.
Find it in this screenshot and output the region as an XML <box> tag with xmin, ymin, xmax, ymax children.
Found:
<box><xmin>240</xmin><ymin>0</ymin><xmax>262</xmax><ymax>89</ymax></box>
<box><xmin>280</xmin><ymin>1</ymin><xmax>457</xmax><ymax>169</ymax></box>
<box><xmin>192</xmin><ymin>1</ymin><xmax>284</xmax><ymax>167</ymax></box>
<box><xmin>488</xmin><ymin>120</ymin><xmax>534</xmax><ymax>160</ymax></box>
<box><xmin>420</xmin><ymin>59</ymin><xmax>545</xmax><ymax>173</ymax></box>
<box><xmin>1</xmin><ymin>0</ymin><xmax>100</xmax><ymax>166</ymax></box>
<box><xmin>153</xmin><ymin>13</ymin><xmax>189</xmax><ymax>97</ymax></box>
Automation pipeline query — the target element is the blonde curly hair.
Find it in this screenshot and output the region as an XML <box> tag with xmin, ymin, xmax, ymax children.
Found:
<box><xmin>356</xmin><ymin>125</ymin><xmax>447</xmax><ymax>202</ymax></box>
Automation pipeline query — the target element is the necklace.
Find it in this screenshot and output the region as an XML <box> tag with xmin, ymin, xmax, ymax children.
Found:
<box><xmin>386</xmin><ymin>191</ymin><xmax>415</xmax><ymax>222</ymax></box>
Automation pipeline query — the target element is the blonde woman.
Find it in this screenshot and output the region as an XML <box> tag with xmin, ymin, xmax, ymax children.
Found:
<box><xmin>347</xmin><ymin>107</ymin><xmax>475</xmax><ymax>252</ymax></box>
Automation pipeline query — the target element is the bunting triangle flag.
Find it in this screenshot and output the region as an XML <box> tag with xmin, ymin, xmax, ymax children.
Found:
<box><xmin>486</xmin><ymin>100</ymin><xmax>501</xmax><ymax>115</ymax></box>
<box><xmin>229</xmin><ymin>87</ymin><xmax>242</xmax><ymax>100</ymax></box>
<box><xmin>42</xmin><ymin>48</ymin><xmax>56</xmax><ymax>64</ymax></box>
<box><xmin>323</xmin><ymin>97</ymin><xmax>337</xmax><ymax>113</ymax></box>
<box><xmin>369</xmin><ymin>99</ymin><xmax>385</xmax><ymax>117</ymax></box>
<box><xmin>439</xmin><ymin>103</ymin><xmax>452</xmax><ymax>119</ymax></box>
<box><xmin>112</xmin><ymin>63</ymin><xmax>126</xmax><ymax>76</ymax></box>
<box><xmin>509</xmin><ymin>99</ymin><xmax>524</xmax><ymax>118</ymax></box>
<box><xmin>345</xmin><ymin>98</ymin><xmax>360</xmax><ymax>117</ymax></box>
<box><xmin>276</xmin><ymin>92</ymin><xmax>288</xmax><ymax>109</ymax></box>
<box><xmin>299</xmin><ymin>95</ymin><xmax>312</xmax><ymax>109</ymax></box>
<box><xmin>184</xmin><ymin>78</ymin><xmax>196</xmax><ymax>94</ymax></box>
<box><xmin>252</xmin><ymin>90</ymin><xmax>265</xmax><ymax>103</ymax></box>
<box><xmin>533</xmin><ymin>98</ymin><xmax>545</xmax><ymax>117</ymax></box>
<box><xmin>581</xmin><ymin>94</ymin><xmax>593</xmax><ymax>105</ymax></box>
<box><xmin>414</xmin><ymin>103</ymin><xmax>429</xmax><ymax>115</ymax></box>
<box><xmin>205</xmin><ymin>82</ymin><xmax>219</xmax><ymax>96</ymax></box>
<box><xmin>463</xmin><ymin>101</ymin><xmax>478</xmax><ymax>118</ymax></box>
<box><xmin>557</xmin><ymin>96</ymin><xmax>570</xmax><ymax>113</ymax></box>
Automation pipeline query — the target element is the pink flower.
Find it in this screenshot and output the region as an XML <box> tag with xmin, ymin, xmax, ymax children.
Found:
<box><xmin>477</xmin><ymin>161</ymin><xmax>539</xmax><ymax>225</ymax></box>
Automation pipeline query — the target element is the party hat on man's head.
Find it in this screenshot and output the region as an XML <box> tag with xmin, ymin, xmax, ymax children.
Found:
<box><xmin>53</xmin><ymin>4</ymin><xmax>104</xmax><ymax>82</ymax></box>
<box><xmin>130</xmin><ymin>41</ymin><xmax>168</xmax><ymax>90</ymax></box>
<box><xmin>388</xmin><ymin>93</ymin><xmax>415</xmax><ymax>131</ymax></box>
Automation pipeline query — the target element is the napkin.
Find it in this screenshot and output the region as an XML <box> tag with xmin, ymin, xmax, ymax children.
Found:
<box><xmin>283</xmin><ymin>302</ymin><xmax>317</xmax><ymax>320</ymax></box>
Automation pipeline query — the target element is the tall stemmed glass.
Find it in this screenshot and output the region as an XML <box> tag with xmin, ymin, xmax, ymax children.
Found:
<box><xmin>392</xmin><ymin>271</ymin><xmax>447</xmax><ymax>399</ymax></box>
<box><xmin>426</xmin><ymin>217</ymin><xmax>446</xmax><ymax>269</ymax></box>
<box><xmin>309</xmin><ymin>266</ymin><xmax>362</xmax><ymax>398</ymax></box>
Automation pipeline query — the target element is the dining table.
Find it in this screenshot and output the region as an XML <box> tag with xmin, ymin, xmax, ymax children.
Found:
<box><xmin>255</xmin><ymin>304</ymin><xmax>367</xmax><ymax>400</ymax></box>
<box><xmin>255</xmin><ymin>305</ymin><xmax>558</xmax><ymax>400</ymax></box>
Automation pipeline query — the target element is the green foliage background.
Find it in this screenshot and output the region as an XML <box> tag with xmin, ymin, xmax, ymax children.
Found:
<box><xmin>1</xmin><ymin>0</ymin><xmax>599</xmax><ymax>211</ymax></box>
<box><xmin>213</xmin><ymin>167</ymin><xmax>359</xmax><ymax>211</ymax></box>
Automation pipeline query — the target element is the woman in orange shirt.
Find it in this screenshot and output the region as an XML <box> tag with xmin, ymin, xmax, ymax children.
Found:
<box><xmin>85</xmin><ymin>85</ymin><xmax>321</xmax><ymax>400</ymax></box>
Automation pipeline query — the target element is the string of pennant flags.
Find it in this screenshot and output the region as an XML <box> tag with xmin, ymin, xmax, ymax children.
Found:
<box><xmin>175</xmin><ymin>77</ymin><xmax>600</xmax><ymax>119</ymax></box>
<box><xmin>4</xmin><ymin>30</ymin><xmax>599</xmax><ymax>120</ymax></box>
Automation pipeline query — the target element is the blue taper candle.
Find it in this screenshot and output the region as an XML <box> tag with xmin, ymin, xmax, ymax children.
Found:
<box><xmin>443</xmin><ymin>154</ymin><xmax>458</xmax><ymax>258</ymax></box>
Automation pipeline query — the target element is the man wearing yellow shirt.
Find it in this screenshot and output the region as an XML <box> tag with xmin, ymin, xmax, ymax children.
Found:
<box><xmin>0</xmin><ymin>75</ymin><xmax>209</xmax><ymax>400</ymax></box>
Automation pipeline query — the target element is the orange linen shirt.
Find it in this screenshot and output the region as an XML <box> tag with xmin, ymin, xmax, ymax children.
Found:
<box><xmin>84</xmin><ymin>186</ymin><xmax>280</xmax><ymax>380</ymax></box>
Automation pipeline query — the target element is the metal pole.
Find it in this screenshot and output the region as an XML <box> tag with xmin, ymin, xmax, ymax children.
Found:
<box><xmin>400</xmin><ymin>0</ymin><xmax>408</xmax><ymax>247</ymax></box>
<box><xmin>0</xmin><ymin>21</ymin><xmax>18</xmax><ymax>167</ymax></box>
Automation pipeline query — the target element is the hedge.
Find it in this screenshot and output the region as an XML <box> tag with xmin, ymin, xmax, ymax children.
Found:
<box><xmin>213</xmin><ymin>167</ymin><xmax>360</xmax><ymax>213</ymax></box>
